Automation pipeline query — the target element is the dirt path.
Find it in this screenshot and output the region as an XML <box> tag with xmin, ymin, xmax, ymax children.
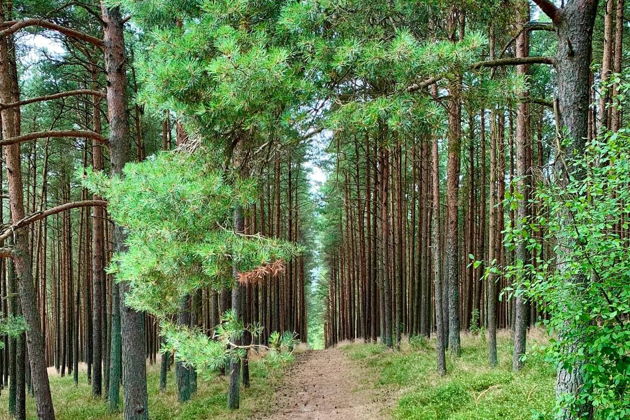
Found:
<box><xmin>260</xmin><ymin>347</ymin><xmax>388</xmax><ymax>420</ymax></box>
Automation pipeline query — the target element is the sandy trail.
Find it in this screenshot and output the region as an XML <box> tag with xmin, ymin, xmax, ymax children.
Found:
<box><xmin>260</xmin><ymin>347</ymin><xmax>387</xmax><ymax>420</ymax></box>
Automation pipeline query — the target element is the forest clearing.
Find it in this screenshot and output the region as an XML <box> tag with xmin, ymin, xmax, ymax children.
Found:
<box><xmin>0</xmin><ymin>0</ymin><xmax>628</xmax><ymax>419</ymax></box>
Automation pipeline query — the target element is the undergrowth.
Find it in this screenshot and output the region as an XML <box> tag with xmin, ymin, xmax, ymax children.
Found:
<box><xmin>0</xmin><ymin>356</ymin><xmax>291</xmax><ymax>420</ymax></box>
<box><xmin>343</xmin><ymin>330</ymin><xmax>555</xmax><ymax>420</ymax></box>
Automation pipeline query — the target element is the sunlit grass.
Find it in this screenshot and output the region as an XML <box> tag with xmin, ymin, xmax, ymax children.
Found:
<box><xmin>342</xmin><ymin>329</ymin><xmax>555</xmax><ymax>420</ymax></box>
<box><xmin>0</xmin><ymin>356</ymin><xmax>290</xmax><ymax>420</ymax></box>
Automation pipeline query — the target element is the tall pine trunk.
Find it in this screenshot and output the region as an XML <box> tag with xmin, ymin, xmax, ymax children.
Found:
<box><xmin>512</xmin><ymin>1</ymin><xmax>531</xmax><ymax>371</ymax></box>
<box><xmin>101</xmin><ymin>3</ymin><xmax>149</xmax><ymax>419</ymax></box>
<box><xmin>0</xmin><ymin>3</ymin><xmax>56</xmax><ymax>417</ymax></box>
<box><xmin>431</xmin><ymin>138</ymin><xmax>446</xmax><ymax>376</ymax></box>
<box><xmin>532</xmin><ymin>1</ymin><xmax>599</xmax><ymax>417</ymax></box>
<box><xmin>227</xmin><ymin>203</ymin><xmax>244</xmax><ymax>409</ymax></box>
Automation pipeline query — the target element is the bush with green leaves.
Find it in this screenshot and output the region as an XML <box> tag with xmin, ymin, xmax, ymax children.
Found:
<box><xmin>82</xmin><ymin>149</ymin><xmax>300</xmax><ymax>372</ymax></box>
<box><xmin>499</xmin><ymin>101</ymin><xmax>630</xmax><ymax>418</ymax></box>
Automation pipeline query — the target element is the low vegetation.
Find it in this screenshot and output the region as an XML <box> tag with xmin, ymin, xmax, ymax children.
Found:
<box><xmin>343</xmin><ymin>331</ymin><xmax>555</xmax><ymax>420</ymax></box>
<box><xmin>0</xmin><ymin>358</ymin><xmax>291</xmax><ymax>420</ymax></box>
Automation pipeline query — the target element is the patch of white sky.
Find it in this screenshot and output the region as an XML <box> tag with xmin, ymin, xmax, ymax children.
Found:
<box><xmin>300</xmin><ymin>124</ymin><xmax>332</xmax><ymax>290</ymax></box>
<box><xmin>20</xmin><ymin>33</ymin><xmax>64</xmax><ymax>58</ymax></box>
<box><xmin>17</xmin><ymin>32</ymin><xmax>65</xmax><ymax>80</ymax></box>
<box><xmin>302</xmin><ymin>130</ymin><xmax>331</xmax><ymax>195</ymax></box>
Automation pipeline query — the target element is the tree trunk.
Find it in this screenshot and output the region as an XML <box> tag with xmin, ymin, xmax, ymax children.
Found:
<box><xmin>610</xmin><ymin>0</ymin><xmax>624</xmax><ymax>132</ymax></box>
<box><xmin>91</xmin><ymin>65</ymin><xmax>106</xmax><ymax>398</ymax></box>
<box><xmin>100</xmin><ymin>3</ymin><xmax>149</xmax><ymax>419</ymax></box>
<box><xmin>176</xmin><ymin>296</ymin><xmax>192</xmax><ymax>402</ymax></box>
<box><xmin>533</xmin><ymin>1</ymin><xmax>599</xmax><ymax>417</ymax></box>
<box><xmin>227</xmin><ymin>204</ymin><xmax>244</xmax><ymax>409</ymax></box>
<box><xmin>512</xmin><ymin>2</ymin><xmax>531</xmax><ymax>371</ymax></box>
<box><xmin>0</xmin><ymin>3</ymin><xmax>56</xmax><ymax>417</ymax></box>
<box><xmin>379</xmin><ymin>147</ymin><xmax>393</xmax><ymax>348</ymax></box>
<box><xmin>446</xmin><ymin>77</ymin><xmax>462</xmax><ymax>356</ymax></box>
<box><xmin>431</xmin><ymin>137</ymin><xmax>446</xmax><ymax>376</ymax></box>
<box><xmin>159</xmin><ymin>347</ymin><xmax>170</xmax><ymax>392</ymax></box>
<box><xmin>445</xmin><ymin>8</ymin><xmax>463</xmax><ymax>356</ymax></box>
<box><xmin>107</xmin><ymin>283</ymin><xmax>122</xmax><ymax>412</ymax></box>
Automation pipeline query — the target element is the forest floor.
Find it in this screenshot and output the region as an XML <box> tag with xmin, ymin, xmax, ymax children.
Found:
<box><xmin>0</xmin><ymin>356</ymin><xmax>290</xmax><ymax>420</ymax></box>
<box><xmin>342</xmin><ymin>330</ymin><xmax>556</xmax><ymax>420</ymax></box>
<box><xmin>260</xmin><ymin>347</ymin><xmax>392</xmax><ymax>419</ymax></box>
<box><xmin>0</xmin><ymin>330</ymin><xmax>554</xmax><ymax>419</ymax></box>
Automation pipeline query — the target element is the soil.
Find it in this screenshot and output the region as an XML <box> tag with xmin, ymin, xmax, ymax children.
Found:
<box><xmin>259</xmin><ymin>347</ymin><xmax>390</xmax><ymax>420</ymax></box>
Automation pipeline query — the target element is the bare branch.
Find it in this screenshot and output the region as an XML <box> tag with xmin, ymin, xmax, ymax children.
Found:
<box><xmin>407</xmin><ymin>76</ymin><xmax>442</xmax><ymax>93</ymax></box>
<box><xmin>500</xmin><ymin>22</ymin><xmax>555</xmax><ymax>58</ymax></box>
<box><xmin>0</xmin><ymin>89</ymin><xmax>105</xmax><ymax>110</ymax></box>
<box><xmin>46</xmin><ymin>2</ymin><xmax>105</xmax><ymax>25</ymax></box>
<box><xmin>525</xmin><ymin>97</ymin><xmax>553</xmax><ymax>108</ymax></box>
<box><xmin>471</xmin><ymin>56</ymin><xmax>555</xmax><ymax>69</ymax></box>
<box><xmin>531</xmin><ymin>0</ymin><xmax>562</xmax><ymax>24</ymax></box>
<box><xmin>0</xmin><ymin>130</ymin><xmax>107</xmax><ymax>147</ymax></box>
<box><xmin>0</xmin><ymin>200</ymin><xmax>108</xmax><ymax>242</ymax></box>
<box><xmin>407</xmin><ymin>57</ymin><xmax>554</xmax><ymax>93</ymax></box>
<box><xmin>527</xmin><ymin>22</ymin><xmax>555</xmax><ymax>32</ymax></box>
<box><xmin>0</xmin><ymin>19</ymin><xmax>103</xmax><ymax>48</ymax></box>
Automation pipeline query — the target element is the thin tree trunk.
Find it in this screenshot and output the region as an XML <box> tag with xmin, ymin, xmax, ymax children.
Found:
<box><xmin>176</xmin><ymin>297</ymin><xmax>192</xmax><ymax>402</ymax></box>
<box><xmin>513</xmin><ymin>2</ymin><xmax>531</xmax><ymax>371</ymax></box>
<box><xmin>227</xmin><ymin>203</ymin><xmax>244</xmax><ymax>409</ymax></box>
<box><xmin>432</xmin><ymin>137</ymin><xmax>446</xmax><ymax>376</ymax></box>
<box><xmin>487</xmin><ymin>108</ymin><xmax>499</xmax><ymax>367</ymax></box>
<box><xmin>610</xmin><ymin>0</ymin><xmax>624</xmax><ymax>132</ymax></box>
<box><xmin>91</xmin><ymin>65</ymin><xmax>106</xmax><ymax>398</ymax></box>
<box><xmin>446</xmin><ymin>76</ymin><xmax>462</xmax><ymax>356</ymax></box>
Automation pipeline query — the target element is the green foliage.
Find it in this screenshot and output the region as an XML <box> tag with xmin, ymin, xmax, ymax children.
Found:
<box><xmin>159</xmin><ymin>310</ymin><xmax>298</xmax><ymax>376</ymax></box>
<box><xmin>118</xmin><ymin>0</ymin><xmax>309</xmax><ymax>153</ymax></box>
<box><xmin>82</xmin><ymin>149</ymin><xmax>299</xmax><ymax>371</ymax></box>
<box><xmin>500</xmin><ymin>88</ymin><xmax>630</xmax><ymax>418</ymax></box>
<box><xmin>0</xmin><ymin>315</ymin><xmax>28</xmax><ymax>349</ymax></box>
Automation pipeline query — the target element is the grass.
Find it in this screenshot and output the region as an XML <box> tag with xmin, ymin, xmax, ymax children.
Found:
<box><xmin>342</xmin><ymin>329</ymin><xmax>556</xmax><ymax>420</ymax></box>
<box><xmin>0</xmin><ymin>357</ymin><xmax>291</xmax><ymax>420</ymax></box>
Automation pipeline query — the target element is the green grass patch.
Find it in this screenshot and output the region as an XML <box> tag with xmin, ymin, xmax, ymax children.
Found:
<box><xmin>342</xmin><ymin>331</ymin><xmax>555</xmax><ymax>420</ymax></box>
<box><xmin>0</xmin><ymin>357</ymin><xmax>291</xmax><ymax>420</ymax></box>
